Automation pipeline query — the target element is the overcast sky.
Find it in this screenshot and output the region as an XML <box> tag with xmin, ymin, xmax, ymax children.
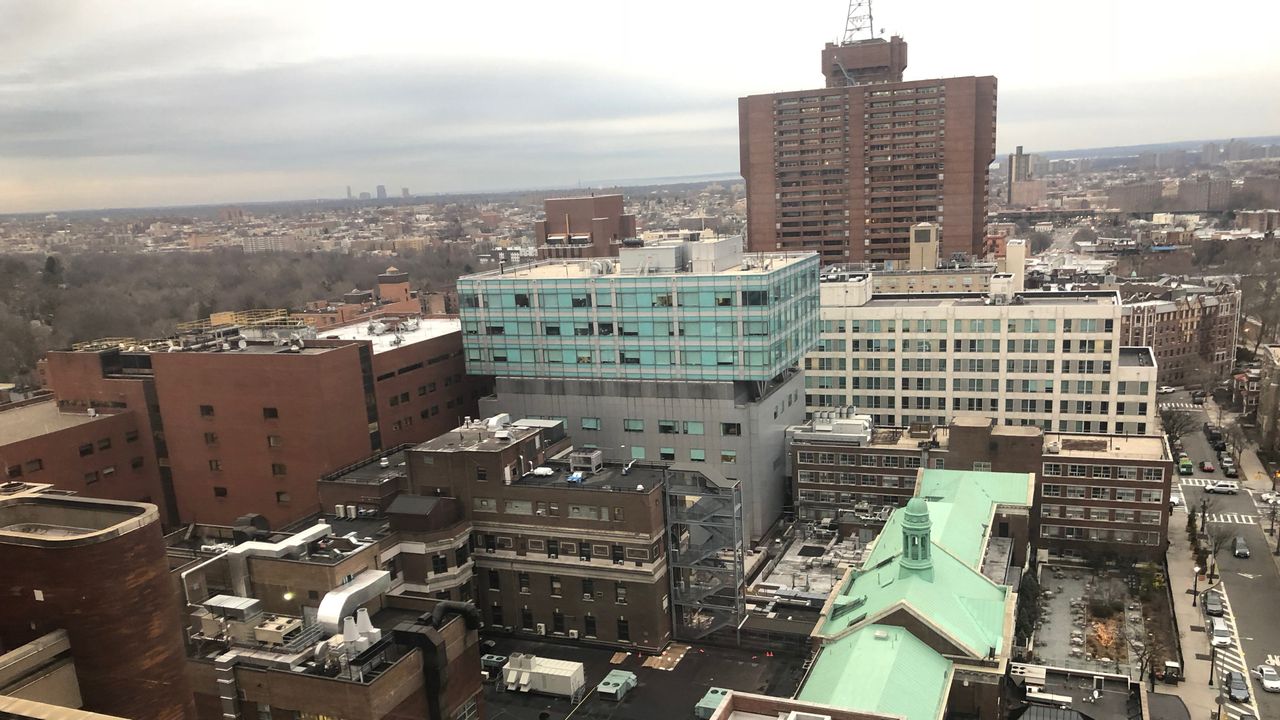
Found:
<box><xmin>1</xmin><ymin>0</ymin><xmax>1277</xmax><ymax>213</ymax></box>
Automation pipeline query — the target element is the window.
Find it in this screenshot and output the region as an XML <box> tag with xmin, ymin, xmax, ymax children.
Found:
<box><xmin>23</xmin><ymin>459</ymin><xmax>42</xmax><ymax>473</ymax></box>
<box><xmin>488</xmin><ymin>569</ymin><xmax>501</xmax><ymax>590</ymax></box>
<box><xmin>683</xmin><ymin>421</ymin><xmax>704</xmax><ymax>435</ymax></box>
<box><xmin>615</xmin><ymin>582</ymin><xmax>628</xmax><ymax>604</ymax></box>
<box><xmin>101</xmin><ymin>465</ymin><xmax>115</xmax><ymax>478</ymax></box>
<box><xmin>623</xmin><ymin>419</ymin><xmax>645</xmax><ymax>432</ymax></box>
<box><xmin>214</xmin><ymin>486</ymin><xmax>228</xmax><ymax>497</ymax></box>
<box><xmin>271</xmin><ymin>463</ymin><xmax>287</xmax><ymax>476</ymax></box>
<box><xmin>583</xmin><ymin>577</ymin><xmax>595</xmax><ymax>599</ymax></box>
<box><xmin>721</xmin><ymin>422</ymin><xmax>742</xmax><ymax>436</ymax></box>
<box><xmin>125</xmin><ymin>429</ymin><xmax>139</xmax><ymax>442</ymax></box>
<box><xmin>972</xmin><ymin>461</ymin><xmax>991</xmax><ymax>472</ymax></box>
<box><xmin>84</xmin><ymin>471</ymin><xmax>98</xmax><ymax>484</ymax></box>
<box><xmin>550</xmin><ymin>575</ymin><xmax>562</xmax><ymax>596</ymax></box>
<box><xmin>432</xmin><ymin>555</ymin><xmax>448</xmax><ymax>574</ymax></box>
<box><xmin>585</xmin><ymin>614</ymin><xmax>597</xmax><ymax>637</ymax></box>
<box><xmin>208</xmin><ymin>459</ymin><xmax>222</xmax><ymax>471</ymax></box>
<box><xmin>262</xmin><ymin>407</ymin><xmax>279</xmax><ymax>419</ymax></box>
<box><xmin>658</xmin><ymin>420</ymin><xmax>679</xmax><ymax>434</ymax></box>
<box><xmin>267</xmin><ymin>435</ymin><xmax>282</xmax><ymax>448</ymax></box>
<box><xmin>204</xmin><ymin>432</ymin><xmax>217</xmax><ymax>445</ymax></box>
<box><xmin>276</xmin><ymin>491</ymin><xmax>291</xmax><ymax>503</ymax></box>
<box><xmin>617</xmin><ymin>617</ymin><xmax>630</xmax><ymax>641</ymax></box>
<box><xmin>660</xmin><ymin>447</ymin><xmax>676</xmax><ymax>461</ymax></box>
<box><xmin>78</xmin><ymin>443</ymin><xmax>93</xmax><ymax>457</ymax></box>
<box><xmin>630</xmin><ymin>446</ymin><xmax>646</xmax><ymax>460</ymax></box>
<box><xmin>200</xmin><ymin>405</ymin><xmax>215</xmax><ymax>417</ymax></box>
<box><xmin>97</xmin><ymin>438</ymin><xmax>111</xmax><ymax>451</ymax></box>
<box><xmin>6</xmin><ymin>465</ymin><xmax>21</xmax><ymax>479</ymax></box>
<box><xmin>581</xmin><ymin>417</ymin><xmax>601</xmax><ymax>431</ymax></box>
<box><xmin>518</xmin><ymin>572</ymin><xmax>530</xmax><ymax>593</ymax></box>
<box><xmin>721</xmin><ymin>450</ymin><xmax>737</xmax><ymax>464</ymax></box>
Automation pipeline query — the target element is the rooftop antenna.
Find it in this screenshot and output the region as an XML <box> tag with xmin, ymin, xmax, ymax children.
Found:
<box><xmin>843</xmin><ymin>0</ymin><xmax>876</xmax><ymax>44</ymax></box>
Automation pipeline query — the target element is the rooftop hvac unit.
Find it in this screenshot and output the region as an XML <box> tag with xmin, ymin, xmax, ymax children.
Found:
<box><xmin>536</xmin><ymin>623</ymin><xmax>546</xmax><ymax>635</ymax></box>
<box><xmin>334</xmin><ymin>505</ymin><xmax>346</xmax><ymax>518</ymax></box>
<box><xmin>568</xmin><ymin>629</ymin><xmax>580</xmax><ymax>639</ymax></box>
<box><xmin>1047</xmin><ymin>442</ymin><xmax>1060</xmax><ymax>454</ymax></box>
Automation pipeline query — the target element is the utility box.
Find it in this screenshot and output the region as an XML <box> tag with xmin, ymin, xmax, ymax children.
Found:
<box><xmin>502</xmin><ymin>653</ymin><xmax>585</xmax><ymax>699</ymax></box>
<box><xmin>596</xmin><ymin>669</ymin><xmax>637</xmax><ymax>701</ymax></box>
<box><xmin>695</xmin><ymin>687</ymin><xmax>730</xmax><ymax>719</ymax></box>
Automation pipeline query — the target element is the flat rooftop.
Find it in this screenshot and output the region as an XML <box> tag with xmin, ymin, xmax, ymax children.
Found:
<box><xmin>1118</xmin><ymin>346</ymin><xmax>1155</xmax><ymax>367</ymax></box>
<box><xmin>511</xmin><ymin>459</ymin><xmax>665</xmax><ymax>494</ymax></box>
<box><xmin>464</xmin><ymin>249</ymin><xmax>812</xmax><ymax>280</ymax></box>
<box><xmin>788</xmin><ymin>422</ymin><xmax>928</xmax><ymax>449</ymax></box>
<box><xmin>415</xmin><ymin>422</ymin><xmax>541</xmax><ymax>453</ymax></box>
<box><xmin>862</xmin><ymin>290</ymin><xmax>1119</xmax><ymax>309</ymax></box>
<box><xmin>0</xmin><ymin>492</ymin><xmax>156</xmax><ymax>546</ymax></box>
<box><xmin>0</xmin><ymin>400</ymin><xmax>110</xmax><ymax>445</ymax></box>
<box><xmin>320</xmin><ymin>449</ymin><xmax>410</xmax><ymax>485</ymax></box>
<box><xmin>480</xmin><ymin>636</ymin><xmax>804</xmax><ymax>720</ymax></box>
<box><xmin>319</xmin><ymin>316</ymin><xmax>460</xmax><ymax>353</ymax></box>
<box><xmin>1044</xmin><ymin>432</ymin><xmax>1169</xmax><ymax>461</ymax></box>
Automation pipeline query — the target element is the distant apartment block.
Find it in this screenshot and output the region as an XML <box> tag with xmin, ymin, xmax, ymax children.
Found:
<box><xmin>740</xmin><ymin>35</ymin><xmax>997</xmax><ymax>264</ymax></box>
<box><xmin>789</xmin><ymin>415</ymin><xmax>1172</xmax><ymax>560</ymax></box>
<box><xmin>458</xmin><ymin>237</ymin><xmax>819</xmax><ymax>541</ymax></box>
<box><xmin>1109</xmin><ymin>280</ymin><xmax>1240</xmax><ymax>383</ymax></box>
<box><xmin>534</xmin><ymin>194</ymin><xmax>637</xmax><ymax>260</ymax></box>
<box><xmin>294</xmin><ymin>265</ymin><xmax>422</xmax><ymax>329</ymax></box>
<box><xmin>810</xmin><ymin>273</ymin><xmax>1159</xmax><ymax>434</ymax></box>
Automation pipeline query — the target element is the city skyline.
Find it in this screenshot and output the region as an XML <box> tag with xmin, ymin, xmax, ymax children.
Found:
<box><xmin>1</xmin><ymin>0</ymin><xmax>1278</xmax><ymax>213</ymax></box>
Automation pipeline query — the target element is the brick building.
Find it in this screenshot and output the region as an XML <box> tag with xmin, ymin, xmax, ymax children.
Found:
<box><xmin>0</xmin><ymin>483</ymin><xmax>194</xmax><ymax>720</ymax></box>
<box><xmin>534</xmin><ymin>194</ymin><xmax>637</xmax><ymax>260</ymax></box>
<box><xmin>41</xmin><ymin>314</ymin><xmax>479</xmax><ymax>528</ymax></box>
<box><xmin>1110</xmin><ymin>280</ymin><xmax>1241</xmax><ymax>384</ymax></box>
<box><xmin>740</xmin><ymin>35</ymin><xmax>997</xmax><ymax>264</ymax></box>
<box><xmin>293</xmin><ymin>266</ymin><xmax>423</xmax><ymax>329</ymax></box>
<box><xmin>789</xmin><ymin>415</ymin><xmax>1172</xmax><ymax>560</ymax></box>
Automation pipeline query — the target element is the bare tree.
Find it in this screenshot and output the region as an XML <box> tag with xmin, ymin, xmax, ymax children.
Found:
<box><xmin>1205</xmin><ymin>524</ymin><xmax>1235</xmax><ymax>581</ymax></box>
<box><xmin>1159</xmin><ymin>407</ymin><xmax>1198</xmax><ymax>444</ymax></box>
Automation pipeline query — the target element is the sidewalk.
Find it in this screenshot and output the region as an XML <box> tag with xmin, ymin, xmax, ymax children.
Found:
<box><xmin>1153</xmin><ymin>520</ymin><xmax>1221</xmax><ymax>719</ymax></box>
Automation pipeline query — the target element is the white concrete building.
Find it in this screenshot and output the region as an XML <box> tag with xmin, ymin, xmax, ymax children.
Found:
<box><xmin>808</xmin><ymin>273</ymin><xmax>1159</xmax><ymax>434</ymax></box>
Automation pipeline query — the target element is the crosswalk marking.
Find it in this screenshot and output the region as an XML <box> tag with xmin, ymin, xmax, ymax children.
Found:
<box><xmin>1205</xmin><ymin>513</ymin><xmax>1257</xmax><ymax>525</ymax></box>
<box><xmin>1179</xmin><ymin>478</ymin><xmax>1222</xmax><ymax>487</ymax></box>
<box><xmin>1159</xmin><ymin>402</ymin><xmax>1202</xmax><ymax>410</ymax></box>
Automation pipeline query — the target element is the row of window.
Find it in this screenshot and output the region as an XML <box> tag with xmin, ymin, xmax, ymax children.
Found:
<box><xmin>475</xmin><ymin>534</ymin><xmax>643</xmax><ymax>565</ymax></box>
<box><xmin>492</xmin><ymin>571</ymin><xmax>630</xmax><ymax>604</ymax></box>
<box><xmin>796</xmin><ymin>451</ymin><xmax>922</xmax><ymax>469</ymax></box>
<box><xmin>470</xmin><ymin>319</ymin><xmax>778</xmax><ymax>338</ymax></box>
<box><xmin>83</xmin><ymin>457</ymin><xmax>146</xmax><ymax>484</ymax></box>
<box><xmin>1042</xmin><ymin>463</ymin><xmax>1165</xmax><ymax>482</ymax></box>
<box><xmin>462</xmin><ymin>288</ymin><xmax>778</xmax><ymax>310</ymax></box>
<box><xmin>468</xmin><ymin>346</ymin><xmax>783</xmax><ymax>368</ymax></box>
<box><xmin>1041</xmin><ymin>485</ymin><xmax>1164</xmax><ymax>503</ymax></box>
<box><xmin>207</xmin><ymin>459</ymin><xmax>287</xmax><ymax>475</ymax></box>
<box><xmin>1041</xmin><ymin>505</ymin><xmax>1162</xmax><ymax>524</ymax></box>
<box><xmin>200</xmin><ymin>405</ymin><xmax>279</xmax><ymax>419</ymax></box>
<box><xmin>822</xmin><ymin>318</ymin><xmax>1113</xmax><ymax>334</ymax></box>
<box><xmin>489</xmin><ymin>603</ymin><xmax>632</xmax><ymax>642</ymax></box>
<box><xmin>1039</xmin><ymin>525</ymin><xmax>1161</xmax><ymax>545</ymax></box>
<box><xmin>211</xmin><ymin>486</ymin><xmax>291</xmax><ymax>503</ymax></box>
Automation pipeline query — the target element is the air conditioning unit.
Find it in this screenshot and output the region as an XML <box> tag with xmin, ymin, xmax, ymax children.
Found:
<box><xmin>536</xmin><ymin>623</ymin><xmax>547</xmax><ymax>635</ymax></box>
<box><xmin>568</xmin><ymin>629</ymin><xmax>580</xmax><ymax>639</ymax></box>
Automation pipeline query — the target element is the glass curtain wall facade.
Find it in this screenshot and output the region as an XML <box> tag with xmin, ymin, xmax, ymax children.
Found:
<box><xmin>457</xmin><ymin>255</ymin><xmax>820</xmax><ymax>383</ymax></box>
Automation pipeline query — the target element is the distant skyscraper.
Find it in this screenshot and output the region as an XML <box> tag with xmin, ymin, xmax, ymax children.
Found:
<box><xmin>346</xmin><ymin>185</ymin><xmax>353</xmax><ymax>200</ymax></box>
<box><xmin>1006</xmin><ymin>145</ymin><xmax>1032</xmax><ymax>203</ymax></box>
<box><xmin>376</xmin><ymin>185</ymin><xmax>388</xmax><ymax>200</ymax></box>
<box><xmin>359</xmin><ymin>191</ymin><xmax>371</xmax><ymax>200</ymax></box>
<box><xmin>740</xmin><ymin>35</ymin><xmax>996</xmax><ymax>264</ymax></box>
<box><xmin>402</xmin><ymin>187</ymin><xmax>410</xmax><ymax>198</ymax></box>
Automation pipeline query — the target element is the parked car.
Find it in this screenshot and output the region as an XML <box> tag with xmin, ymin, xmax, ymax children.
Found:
<box><xmin>1192</xmin><ymin>391</ymin><xmax>1206</xmax><ymax>405</ymax></box>
<box><xmin>1205</xmin><ymin>480</ymin><xmax>1240</xmax><ymax>494</ymax></box>
<box><xmin>1253</xmin><ymin>665</ymin><xmax>1280</xmax><ymax>692</ymax></box>
<box><xmin>1201</xmin><ymin>460</ymin><xmax>1216</xmax><ymax>472</ymax></box>
<box><xmin>1158</xmin><ymin>385</ymin><xmax>1176</xmax><ymax>394</ymax></box>
<box><xmin>1212</xmin><ymin>439</ymin><xmax>1228</xmax><ymax>451</ymax></box>
<box><xmin>1211</xmin><ymin>617</ymin><xmax>1233</xmax><ymax>647</ymax></box>
<box><xmin>1226</xmin><ymin>670</ymin><xmax>1250</xmax><ymax>702</ymax></box>
<box><xmin>1224</xmin><ymin>465</ymin><xmax>1240</xmax><ymax>478</ymax></box>
<box><xmin>1203</xmin><ymin>592</ymin><xmax>1224</xmax><ymax>617</ymax></box>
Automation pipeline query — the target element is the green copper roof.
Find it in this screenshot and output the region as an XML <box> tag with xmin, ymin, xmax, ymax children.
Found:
<box><xmin>798</xmin><ymin>624</ymin><xmax>952</xmax><ymax>720</ymax></box>
<box><xmin>807</xmin><ymin>469</ymin><xmax>1034</xmax><ymax>720</ymax></box>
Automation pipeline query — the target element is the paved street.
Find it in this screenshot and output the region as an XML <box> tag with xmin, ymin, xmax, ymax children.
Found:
<box><xmin>1163</xmin><ymin>387</ymin><xmax>1280</xmax><ymax>717</ymax></box>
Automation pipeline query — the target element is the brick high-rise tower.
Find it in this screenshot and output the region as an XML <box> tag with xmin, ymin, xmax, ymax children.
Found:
<box><xmin>740</xmin><ymin>36</ymin><xmax>996</xmax><ymax>265</ymax></box>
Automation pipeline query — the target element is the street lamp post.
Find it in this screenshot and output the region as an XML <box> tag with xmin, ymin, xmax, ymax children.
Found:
<box><xmin>1192</xmin><ymin>566</ymin><xmax>1201</xmax><ymax>606</ymax></box>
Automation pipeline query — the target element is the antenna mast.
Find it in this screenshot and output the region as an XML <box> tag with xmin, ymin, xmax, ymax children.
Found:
<box><xmin>842</xmin><ymin>0</ymin><xmax>876</xmax><ymax>45</ymax></box>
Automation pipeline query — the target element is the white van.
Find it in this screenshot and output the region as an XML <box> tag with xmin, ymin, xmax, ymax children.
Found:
<box><xmin>1210</xmin><ymin>617</ymin><xmax>1233</xmax><ymax>647</ymax></box>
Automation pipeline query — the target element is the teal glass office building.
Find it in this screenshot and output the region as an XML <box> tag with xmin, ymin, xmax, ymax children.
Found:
<box><xmin>457</xmin><ymin>252</ymin><xmax>820</xmax><ymax>382</ymax></box>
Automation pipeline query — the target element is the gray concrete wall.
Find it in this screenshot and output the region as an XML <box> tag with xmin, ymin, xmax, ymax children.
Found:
<box><xmin>479</xmin><ymin>372</ymin><xmax>806</xmax><ymax>542</ymax></box>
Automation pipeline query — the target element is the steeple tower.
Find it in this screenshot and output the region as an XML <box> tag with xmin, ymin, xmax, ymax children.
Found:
<box><xmin>900</xmin><ymin>497</ymin><xmax>933</xmax><ymax>573</ymax></box>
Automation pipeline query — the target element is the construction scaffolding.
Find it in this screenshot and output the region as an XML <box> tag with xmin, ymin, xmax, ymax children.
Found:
<box><xmin>665</xmin><ymin>464</ymin><xmax>745</xmax><ymax>641</ymax></box>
